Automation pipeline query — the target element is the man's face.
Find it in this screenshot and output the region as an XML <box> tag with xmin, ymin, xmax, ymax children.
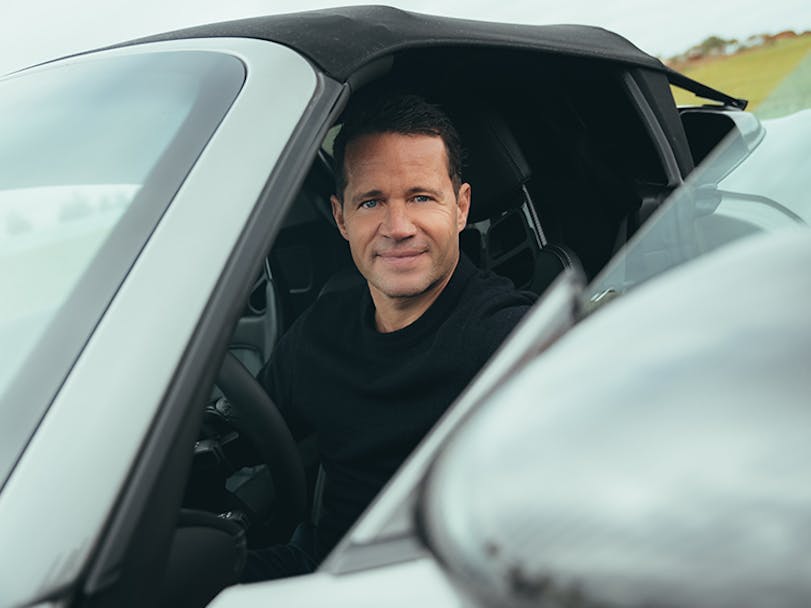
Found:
<box><xmin>330</xmin><ymin>132</ymin><xmax>470</xmax><ymax>302</ymax></box>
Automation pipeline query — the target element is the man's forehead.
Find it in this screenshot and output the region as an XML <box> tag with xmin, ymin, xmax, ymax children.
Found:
<box><xmin>345</xmin><ymin>131</ymin><xmax>446</xmax><ymax>157</ymax></box>
<box><xmin>339</xmin><ymin>132</ymin><xmax>456</xmax><ymax>201</ymax></box>
<box><xmin>344</xmin><ymin>133</ymin><xmax>448</xmax><ymax>174</ymax></box>
<box><xmin>344</xmin><ymin>137</ymin><xmax>450</xmax><ymax>191</ymax></box>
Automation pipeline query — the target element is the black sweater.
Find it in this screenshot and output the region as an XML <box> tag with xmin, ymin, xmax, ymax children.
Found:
<box><xmin>259</xmin><ymin>255</ymin><xmax>535</xmax><ymax>557</ymax></box>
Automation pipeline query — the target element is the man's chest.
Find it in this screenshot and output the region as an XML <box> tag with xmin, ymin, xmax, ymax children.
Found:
<box><xmin>291</xmin><ymin>336</ymin><xmax>471</xmax><ymax>450</ymax></box>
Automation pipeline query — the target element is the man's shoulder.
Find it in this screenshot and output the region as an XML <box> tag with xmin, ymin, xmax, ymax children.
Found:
<box><xmin>460</xmin><ymin>266</ymin><xmax>537</xmax><ymax>315</ymax></box>
<box><xmin>284</xmin><ymin>273</ymin><xmax>367</xmax><ymax>341</ymax></box>
<box><xmin>266</xmin><ymin>277</ymin><xmax>366</xmax><ymax>387</ymax></box>
<box><xmin>449</xmin><ymin>264</ymin><xmax>536</xmax><ymax>357</ymax></box>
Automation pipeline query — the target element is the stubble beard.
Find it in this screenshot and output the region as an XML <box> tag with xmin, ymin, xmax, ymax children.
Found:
<box><xmin>366</xmin><ymin>247</ymin><xmax>459</xmax><ymax>303</ymax></box>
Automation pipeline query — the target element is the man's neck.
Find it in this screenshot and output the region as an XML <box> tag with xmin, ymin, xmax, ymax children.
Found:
<box><xmin>370</xmin><ymin>264</ymin><xmax>457</xmax><ymax>333</ymax></box>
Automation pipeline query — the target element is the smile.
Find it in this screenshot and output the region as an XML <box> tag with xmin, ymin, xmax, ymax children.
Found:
<box><xmin>376</xmin><ymin>250</ymin><xmax>426</xmax><ymax>266</ymax></box>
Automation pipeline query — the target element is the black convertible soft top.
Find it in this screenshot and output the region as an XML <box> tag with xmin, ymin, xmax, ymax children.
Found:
<box><xmin>135</xmin><ymin>5</ymin><xmax>745</xmax><ymax>108</ymax></box>
<box><xmin>137</xmin><ymin>5</ymin><xmax>663</xmax><ymax>80</ymax></box>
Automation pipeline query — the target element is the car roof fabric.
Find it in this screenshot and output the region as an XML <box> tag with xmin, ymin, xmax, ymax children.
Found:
<box><xmin>131</xmin><ymin>5</ymin><xmax>666</xmax><ymax>82</ymax></box>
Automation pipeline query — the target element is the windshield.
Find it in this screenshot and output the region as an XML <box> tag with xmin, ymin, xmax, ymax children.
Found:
<box><xmin>0</xmin><ymin>50</ymin><xmax>245</xmax><ymax>484</ymax></box>
<box><xmin>587</xmin><ymin>109</ymin><xmax>810</xmax><ymax>305</ymax></box>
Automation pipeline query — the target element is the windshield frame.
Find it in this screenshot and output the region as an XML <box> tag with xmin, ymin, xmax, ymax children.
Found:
<box><xmin>0</xmin><ymin>49</ymin><xmax>246</xmax><ymax>490</ymax></box>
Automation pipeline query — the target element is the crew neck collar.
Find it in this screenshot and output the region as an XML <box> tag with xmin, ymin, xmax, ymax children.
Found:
<box><xmin>360</xmin><ymin>254</ymin><xmax>477</xmax><ymax>345</ymax></box>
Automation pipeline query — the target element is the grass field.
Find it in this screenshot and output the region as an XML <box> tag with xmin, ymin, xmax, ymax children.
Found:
<box><xmin>670</xmin><ymin>35</ymin><xmax>811</xmax><ymax>112</ymax></box>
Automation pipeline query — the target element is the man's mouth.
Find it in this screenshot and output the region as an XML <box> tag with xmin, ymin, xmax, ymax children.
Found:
<box><xmin>376</xmin><ymin>249</ymin><xmax>426</xmax><ymax>266</ymax></box>
<box><xmin>378</xmin><ymin>249</ymin><xmax>425</xmax><ymax>258</ymax></box>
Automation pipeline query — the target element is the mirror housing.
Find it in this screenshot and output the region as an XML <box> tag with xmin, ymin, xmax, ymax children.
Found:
<box><xmin>680</xmin><ymin>108</ymin><xmax>765</xmax><ymax>182</ymax></box>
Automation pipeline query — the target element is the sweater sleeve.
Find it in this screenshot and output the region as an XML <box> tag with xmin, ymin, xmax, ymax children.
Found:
<box><xmin>257</xmin><ymin>325</ymin><xmax>314</xmax><ymax>440</ymax></box>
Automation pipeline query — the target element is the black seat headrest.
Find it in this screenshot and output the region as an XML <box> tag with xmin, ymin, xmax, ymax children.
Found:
<box><xmin>454</xmin><ymin>108</ymin><xmax>532</xmax><ymax>223</ymax></box>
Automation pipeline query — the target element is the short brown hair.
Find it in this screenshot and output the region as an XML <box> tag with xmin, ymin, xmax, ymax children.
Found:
<box><xmin>332</xmin><ymin>93</ymin><xmax>463</xmax><ymax>200</ymax></box>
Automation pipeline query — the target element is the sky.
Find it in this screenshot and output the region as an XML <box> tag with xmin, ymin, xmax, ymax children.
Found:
<box><xmin>2</xmin><ymin>0</ymin><xmax>811</xmax><ymax>76</ymax></box>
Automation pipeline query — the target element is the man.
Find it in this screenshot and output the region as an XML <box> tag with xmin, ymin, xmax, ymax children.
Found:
<box><xmin>243</xmin><ymin>94</ymin><xmax>535</xmax><ymax>581</ymax></box>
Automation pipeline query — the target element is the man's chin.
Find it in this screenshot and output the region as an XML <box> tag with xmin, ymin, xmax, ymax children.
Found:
<box><xmin>370</xmin><ymin>275</ymin><xmax>433</xmax><ymax>300</ymax></box>
<box><xmin>378</xmin><ymin>284</ymin><xmax>430</xmax><ymax>300</ymax></box>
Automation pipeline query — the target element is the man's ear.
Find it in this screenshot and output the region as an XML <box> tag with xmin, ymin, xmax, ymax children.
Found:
<box><xmin>456</xmin><ymin>183</ymin><xmax>471</xmax><ymax>232</ymax></box>
<box><xmin>330</xmin><ymin>195</ymin><xmax>350</xmax><ymax>241</ymax></box>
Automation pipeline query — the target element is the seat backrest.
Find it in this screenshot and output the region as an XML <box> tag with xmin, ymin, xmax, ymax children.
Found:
<box><xmin>453</xmin><ymin>106</ymin><xmax>581</xmax><ymax>294</ymax></box>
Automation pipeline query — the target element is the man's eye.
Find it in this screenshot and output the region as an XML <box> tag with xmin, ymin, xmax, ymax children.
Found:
<box><xmin>360</xmin><ymin>200</ymin><xmax>379</xmax><ymax>209</ymax></box>
<box><xmin>414</xmin><ymin>195</ymin><xmax>431</xmax><ymax>203</ymax></box>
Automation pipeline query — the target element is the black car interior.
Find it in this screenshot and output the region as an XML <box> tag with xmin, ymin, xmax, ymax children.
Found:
<box><xmin>257</xmin><ymin>50</ymin><xmax>687</xmax><ymax>357</ymax></box>
<box><xmin>161</xmin><ymin>44</ymin><xmax>693</xmax><ymax>608</ymax></box>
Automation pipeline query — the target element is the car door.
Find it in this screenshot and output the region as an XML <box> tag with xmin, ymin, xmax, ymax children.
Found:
<box><xmin>0</xmin><ymin>36</ymin><xmax>346</xmax><ymax>608</ymax></box>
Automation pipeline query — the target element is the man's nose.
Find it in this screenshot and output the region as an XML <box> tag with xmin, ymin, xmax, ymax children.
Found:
<box><xmin>381</xmin><ymin>201</ymin><xmax>416</xmax><ymax>240</ymax></box>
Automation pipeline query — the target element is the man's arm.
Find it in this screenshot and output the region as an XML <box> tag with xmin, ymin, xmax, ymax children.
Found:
<box><xmin>257</xmin><ymin>328</ymin><xmax>313</xmax><ymax>440</ymax></box>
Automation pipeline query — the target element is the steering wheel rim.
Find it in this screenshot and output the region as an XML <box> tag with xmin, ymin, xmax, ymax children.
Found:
<box><xmin>216</xmin><ymin>351</ymin><xmax>307</xmax><ymax>538</ymax></box>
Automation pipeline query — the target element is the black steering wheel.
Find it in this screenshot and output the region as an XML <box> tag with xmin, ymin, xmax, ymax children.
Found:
<box><xmin>215</xmin><ymin>351</ymin><xmax>307</xmax><ymax>539</ymax></box>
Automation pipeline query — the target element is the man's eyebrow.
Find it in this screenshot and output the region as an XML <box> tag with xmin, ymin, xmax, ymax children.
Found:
<box><xmin>351</xmin><ymin>189</ymin><xmax>384</xmax><ymax>203</ymax></box>
<box><xmin>405</xmin><ymin>186</ymin><xmax>442</xmax><ymax>197</ymax></box>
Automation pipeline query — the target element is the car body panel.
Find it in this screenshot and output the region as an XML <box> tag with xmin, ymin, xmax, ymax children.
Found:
<box><xmin>0</xmin><ymin>37</ymin><xmax>317</xmax><ymax>607</ymax></box>
<box><xmin>422</xmin><ymin>229</ymin><xmax>811</xmax><ymax>607</ymax></box>
<box><xmin>210</xmin><ymin>556</ymin><xmax>462</xmax><ymax>608</ymax></box>
<box><xmin>720</xmin><ymin>109</ymin><xmax>811</xmax><ymax>222</ymax></box>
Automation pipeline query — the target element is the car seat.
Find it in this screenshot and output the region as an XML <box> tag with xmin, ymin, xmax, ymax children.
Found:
<box><xmin>453</xmin><ymin>106</ymin><xmax>582</xmax><ymax>294</ymax></box>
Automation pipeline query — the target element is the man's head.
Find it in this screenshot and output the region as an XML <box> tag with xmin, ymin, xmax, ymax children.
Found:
<box><xmin>329</xmin><ymin>94</ymin><xmax>471</xmax><ymax>324</ymax></box>
<box><xmin>333</xmin><ymin>94</ymin><xmax>464</xmax><ymax>201</ymax></box>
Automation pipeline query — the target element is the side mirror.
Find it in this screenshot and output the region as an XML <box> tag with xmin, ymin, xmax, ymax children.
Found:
<box><xmin>680</xmin><ymin>108</ymin><xmax>765</xmax><ymax>183</ymax></box>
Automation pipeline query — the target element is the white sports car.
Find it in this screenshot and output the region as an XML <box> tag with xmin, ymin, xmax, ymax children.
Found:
<box><xmin>1</xmin><ymin>6</ymin><xmax>808</xmax><ymax>608</ymax></box>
